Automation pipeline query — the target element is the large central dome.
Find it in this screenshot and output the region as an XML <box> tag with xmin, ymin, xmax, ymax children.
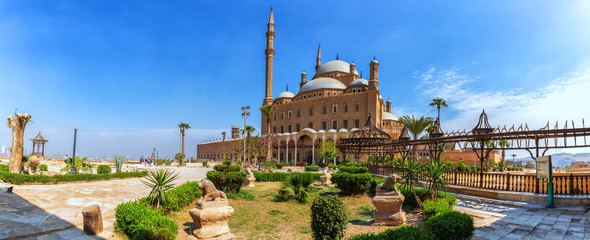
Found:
<box><xmin>316</xmin><ymin>60</ymin><xmax>359</xmax><ymax>75</ymax></box>
<box><xmin>299</xmin><ymin>77</ymin><xmax>346</xmax><ymax>93</ymax></box>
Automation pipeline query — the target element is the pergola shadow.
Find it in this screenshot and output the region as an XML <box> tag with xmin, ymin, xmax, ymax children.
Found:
<box><xmin>0</xmin><ymin>186</ymin><xmax>104</xmax><ymax>240</ymax></box>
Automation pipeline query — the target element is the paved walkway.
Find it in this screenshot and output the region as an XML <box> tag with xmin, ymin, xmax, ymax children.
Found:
<box><xmin>454</xmin><ymin>194</ymin><xmax>590</xmax><ymax>240</ymax></box>
<box><xmin>0</xmin><ymin>165</ymin><xmax>210</xmax><ymax>240</ymax></box>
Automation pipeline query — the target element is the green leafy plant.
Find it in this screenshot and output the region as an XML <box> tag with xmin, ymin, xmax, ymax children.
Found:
<box><xmin>97</xmin><ymin>165</ymin><xmax>111</xmax><ymax>174</ymax></box>
<box><xmin>331</xmin><ymin>172</ymin><xmax>373</xmax><ymax>195</ymax></box>
<box><xmin>115</xmin><ymin>155</ymin><xmax>124</xmax><ymax>172</ymax></box>
<box><xmin>1</xmin><ymin>164</ymin><xmax>9</xmax><ymax>172</ymax></box>
<box><xmin>277</xmin><ymin>174</ymin><xmax>314</xmax><ymax>203</ymax></box>
<box><xmin>318</xmin><ymin>140</ymin><xmax>338</xmax><ymax>165</ymax></box>
<box><xmin>164</xmin><ymin>160</ymin><xmax>171</xmax><ymax>166</ymax></box>
<box><xmin>310</xmin><ymin>196</ymin><xmax>347</xmax><ymax>240</ymax></box>
<box><xmin>206</xmin><ymin>171</ymin><xmax>246</xmax><ymax>193</ymax></box>
<box><xmin>425</xmin><ymin>211</ymin><xmax>475</xmax><ymax>240</ymax></box>
<box><xmin>0</xmin><ymin>170</ymin><xmax>147</xmax><ymax>185</ymax></box>
<box><xmin>399</xmin><ymin>158</ymin><xmax>425</xmax><ymax>209</ymax></box>
<box><xmin>141</xmin><ymin>169</ymin><xmax>180</xmax><ymax>209</ymax></box>
<box><xmin>337</xmin><ymin>166</ymin><xmax>368</xmax><ymax>174</ymax></box>
<box><xmin>253</xmin><ymin>172</ymin><xmax>321</xmax><ymax>182</ymax></box>
<box><xmin>39</xmin><ymin>164</ymin><xmax>48</xmax><ymax>171</ymax></box>
<box><xmin>202</xmin><ymin>161</ymin><xmax>208</xmax><ymax>167</ymax></box>
<box><xmin>214</xmin><ymin>164</ymin><xmax>241</xmax><ymax>172</ymax></box>
<box><xmin>276</xmin><ymin>163</ymin><xmax>284</xmax><ymax>169</ymax></box>
<box><xmin>62</xmin><ymin>156</ymin><xmax>93</xmax><ymax>173</ymax></box>
<box><xmin>422</xmin><ymin>199</ymin><xmax>453</xmax><ymax>219</ymax></box>
<box><xmin>160</xmin><ymin>181</ymin><xmax>203</xmax><ymax>211</ymax></box>
<box><xmin>305</xmin><ymin>166</ymin><xmax>320</xmax><ymax>172</ymax></box>
<box><xmin>348</xmin><ymin>225</ymin><xmax>434</xmax><ymax>240</ymax></box>
<box><xmin>424</xmin><ymin>161</ymin><xmax>452</xmax><ymax>200</ymax></box>
<box><xmin>114</xmin><ymin>200</ymin><xmax>178</xmax><ymax>240</ymax></box>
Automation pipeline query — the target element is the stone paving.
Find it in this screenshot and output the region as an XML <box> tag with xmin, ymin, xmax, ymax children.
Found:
<box><xmin>454</xmin><ymin>194</ymin><xmax>590</xmax><ymax>240</ymax></box>
<box><xmin>0</xmin><ymin>164</ymin><xmax>210</xmax><ymax>240</ymax></box>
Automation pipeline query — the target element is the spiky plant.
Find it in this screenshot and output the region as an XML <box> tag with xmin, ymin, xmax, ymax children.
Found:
<box><xmin>141</xmin><ymin>169</ymin><xmax>180</xmax><ymax>209</ymax></box>
<box><xmin>400</xmin><ymin>158</ymin><xmax>425</xmax><ymax>209</ymax></box>
<box><xmin>424</xmin><ymin>161</ymin><xmax>452</xmax><ymax>200</ymax></box>
<box><xmin>115</xmin><ymin>155</ymin><xmax>124</xmax><ymax>172</ymax></box>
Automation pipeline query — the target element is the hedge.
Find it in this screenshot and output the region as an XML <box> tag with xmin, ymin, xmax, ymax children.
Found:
<box><xmin>253</xmin><ymin>172</ymin><xmax>321</xmax><ymax>182</ymax></box>
<box><xmin>0</xmin><ymin>164</ymin><xmax>8</xmax><ymax>172</ymax></box>
<box><xmin>331</xmin><ymin>172</ymin><xmax>373</xmax><ymax>195</ymax></box>
<box><xmin>160</xmin><ymin>181</ymin><xmax>203</xmax><ymax>211</ymax></box>
<box><xmin>422</xmin><ymin>199</ymin><xmax>453</xmax><ymax>219</ymax></box>
<box><xmin>311</xmin><ymin>196</ymin><xmax>347</xmax><ymax>240</ymax></box>
<box><xmin>213</xmin><ymin>164</ymin><xmax>241</xmax><ymax>172</ymax></box>
<box><xmin>348</xmin><ymin>225</ymin><xmax>435</xmax><ymax>240</ymax></box>
<box><xmin>39</xmin><ymin>164</ymin><xmax>48</xmax><ymax>171</ymax></box>
<box><xmin>114</xmin><ymin>201</ymin><xmax>178</xmax><ymax>240</ymax></box>
<box><xmin>97</xmin><ymin>165</ymin><xmax>112</xmax><ymax>174</ymax></box>
<box><xmin>305</xmin><ymin>166</ymin><xmax>320</xmax><ymax>172</ymax></box>
<box><xmin>337</xmin><ymin>166</ymin><xmax>368</xmax><ymax>174</ymax></box>
<box><xmin>0</xmin><ymin>170</ymin><xmax>148</xmax><ymax>185</ymax></box>
<box><xmin>206</xmin><ymin>171</ymin><xmax>246</xmax><ymax>193</ymax></box>
<box><xmin>425</xmin><ymin>211</ymin><xmax>475</xmax><ymax>240</ymax></box>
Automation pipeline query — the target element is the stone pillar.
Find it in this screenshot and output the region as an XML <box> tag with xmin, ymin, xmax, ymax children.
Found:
<box><xmin>82</xmin><ymin>205</ymin><xmax>103</xmax><ymax>235</ymax></box>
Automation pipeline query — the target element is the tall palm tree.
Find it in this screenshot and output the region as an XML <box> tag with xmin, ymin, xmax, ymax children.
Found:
<box><xmin>178</xmin><ymin>123</ymin><xmax>191</xmax><ymax>166</ymax></box>
<box><xmin>260</xmin><ymin>105</ymin><xmax>277</xmax><ymax>161</ymax></box>
<box><xmin>222</xmin><ymin>131</ymin><xmax>226</xmax><ymax>159</ymax></box>
<box><xmin>429</xmin><ymin>98</ymin><xmax>448</xmax><ymax>122</ymax></box>
<box><xmin>498</xmin><ymin>140</ymin><xmax>511</xmax><ymax>169</ymax></box>
<box><xmin>241</xmin><ymin>125</ymin><xmax>256</xmax><ymax>164</ymax></box>
<box><xmin>398</xmin><ymin>115</ymin><xmax>434</xmax><ymax>161</ymax></box>
<box><xmin>511</xmin><ymin>154</ymin><xmax>517</xmax><ymax>167</ymax></box>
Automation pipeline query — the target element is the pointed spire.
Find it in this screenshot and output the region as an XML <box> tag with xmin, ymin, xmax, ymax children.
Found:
<box><xmin>317</xmin><ymin>43</ymin><xmax>321</xmax><ymax>59</ymax></box>
<box><xmin>336</xmin><ymin>52</ymin><xmax>339</xmax><ymax>60</ymax></box>
<box><xmin>268</xmin><ymin>7</ymin><xmax>274</xmax><ymax>24</ymax></box>
<box><xmin>315</xmin><ymin>43</ymin><xmax>322</xmax><ymax>71</ymax></box>
<box><xmin>360</xmin><ymin>71</ymin><xmax>363</xmax><ymax>78</ymax></box>
<box><xmin>286</xmin><ymin>84</ymin><xmax>288</xmax><ymax>91</ymax></box>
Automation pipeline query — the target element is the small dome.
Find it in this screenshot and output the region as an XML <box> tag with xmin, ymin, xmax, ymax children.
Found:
<box><xmin>349</xmin><ymin>79</ymin><xmax>369</xmax><ymax>86</ymax></box>
<box><xmin>317</xmin><ymin>60</ymin><xmax>359</xmax><ymax>75</ymax></box>
<box><xmin>301</xmin><ymin>128</ymin><xmax>317</xmax><ymax>133</ymax></box>
<box><xmin>338</xmin><ymin>128</ymin><xmax>348</xmax><ymax>132</ymax></box>
<box><xmin>383</xmin><ymin>112</ymin><xmax>399</xmax><ymax>121</ymax></box>
<box><xmin>327</xmin><ymin>129</ymin><xmax>337</xmax><ymax>133</ymax></box>
<box><xmin>371</xmin><ymin>59</ymin><xmax>379</xmax><ymax>64</ymax></box>
<box><xmin>277</xmin><ymin>91</ymin><xmax>295</xmax><ymax>99</ymax></box>
<box><xmin>318</xmin><ymin>130</ymin><xmax>326</xmax><ymax>133</ymax></box>
<box><xmin>350</xmin><ymin>128</ymin><xmax>359</xmax><ymax>132</ymax></box>
<box><xmin>299</xmin><ymin>77</ymin><xmax>346</xmax><ymax>93</ymax></box>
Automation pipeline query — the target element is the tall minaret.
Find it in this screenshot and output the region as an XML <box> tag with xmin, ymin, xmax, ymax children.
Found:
<box><xmin>263</xmin><ymin>8</ymin><xmax>275</xmax><ymax>106</ymax></box>
<box><xmin>315</xmin><ymin>43</ymin><xmax>321</xmax><ymax>71</ymax></box>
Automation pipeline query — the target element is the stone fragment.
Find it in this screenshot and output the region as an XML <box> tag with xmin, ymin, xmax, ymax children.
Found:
<box><xmin>320</xmin><ymin>167</ymin><xmax>331</xmax><ymax>185</ymax></box>
<box><xmin>372</xmin><ymin>174</ymin><xmax>406</xmax><ymax>226</ymax></box>
<box><xmin>81</xmin><ymin>204</ymin><xmax>103</xmax><ymax>235</ymax></box>
<box><xmin>191</xmin><ymin>181</ymin><xmax>235</xmax><ymax>239</ymax></box>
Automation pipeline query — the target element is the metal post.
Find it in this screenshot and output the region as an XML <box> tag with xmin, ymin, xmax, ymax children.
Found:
<box><xmin>547</xmin><ymin>159</ymin><xmax>555</xmax><ymax>208</ymax></box>
<box><xmin>241</xmin><ymin>106</ymin><xmax>250</xmax><ymax>166</ymax></box>
<box><xmin>70</xmin><ymin>129</ymin><xmax>77</xmax><ymax>174</ymax></box>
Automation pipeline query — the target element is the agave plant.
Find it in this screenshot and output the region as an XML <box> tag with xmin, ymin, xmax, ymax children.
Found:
<box><xmin>115</xmin><ymin>155</ymin><xmax>124</xmax><ymax>172</ymax></box>
<box><xmin>141</xmin><ymin>169</ymin><xmax>180</xmax><ymax>209</ymax></box>
<box><xmin>399</xmin><ymin>158</ymin><xmax>425</xmax><ymax>209</ymax></box>
<box><xmin>424</xmin><ymin>161</ymin><xmax>452</xmax><ymax>200</ymax></box>
<box><xmin>278</xmin><ymin>174</ymin><xmax>314</xmax><ymax>203</ymax></box>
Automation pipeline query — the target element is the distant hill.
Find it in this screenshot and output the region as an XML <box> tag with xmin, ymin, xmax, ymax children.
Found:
<box><xmin>513</xmin><ymin>153</ymin><xmax>590</xmax><ymax>168</ymax></box>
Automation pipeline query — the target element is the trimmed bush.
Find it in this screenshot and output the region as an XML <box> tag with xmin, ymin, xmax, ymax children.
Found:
<box><xmin>213</xmin><ymin>164</ymin><xmax>241</xmax><ymax>172</ymax></box>
<box><xmin>425</xmin><ymin>211</ymin><xmax>475</xmax><ymax>240</ymax></box>
<box><xmin>331</xmin><ymin>172</ymin><xmax>373</xmax><ymax>195</ymax></box>
<box><xmin>114</xmin><ymin>201</ymin><xmax>178</xmax><ymax>240</ymax></box>
<box><xmin>348</xmin><ymin>225</ymin><xmax>434</xmax><ymax>240</ymax></box>
<box><xmin>161</xmin><ymin>181</ymin><xmax>203</xmax><ymax>211</ymax></box>
<box><xmin>223</xmin><ymin>159</ymin><xmax>232</xmax><ymax>165</ymax></box>
<box><xmin>202</xmin><ymin>161</ymin><xmax>208</xmax><ymax>167</ymax></box>
<box><xmin>39</xmin><ymin>164</ymin><xmax>48</xmax><ymax>171</ymax></box>
<box><xmin>253</xmin><ymin>172</ymin><xmax>321</xmax><ymax>182</ymax></box>
<box><xmin>164</xmin><ymin>160</ymin><xmax>171</xmax><ymax>166</ymax></box>
<box><xmin>328</xmin><ymin>163</ymin><xmax>335</xmax><ymax>169</ymax></box>
<box><xmin>297</xmin><ymin>161</ymin><xmax>307</xmax><ymax>166</ymax></box>
<box><xmin>337</xmin><ymin>166</ymin><xmax>368</xmax><ymax>174</ymax></box>
<box><xmin>276</xmin><ymin>163</ymin><xmax>284</xmax><ymax>169</ymax></box>
<box><xmin>311</xmin><ymin>196</ymin><xmax>347</xmax><ymax>240</ymax></box>
<box><xmin>305</xmin><ymin>166</ymin><xmax>320</xmax><ymax>172</ymax></box>
<box><xmin>97</xmin><ymin>165</ymin><xmax>112</xmax><ymax>174</ymax></box>
<box><xmin>206</xmin><ymin>171</ymin><xmax>246</xmax><ymax>193</ymax></box>
<box><xmin>0</xmin><ymin>164</ymin><xmax>8</xmax><ymax>172</ymax></box>
<box><xmin>155</xmin><ymin>159</ymin><xmax>164</xmax><ymax>165</ymax></box>
<box><xmin>0</xmin><ymin>171</ymin><xmax>148</xmax><ymax>185</ymax></box>
<box><xmin>423</xmin><ymin>199</ymin><xmax>453</xmax><ymax>219</ymax></box>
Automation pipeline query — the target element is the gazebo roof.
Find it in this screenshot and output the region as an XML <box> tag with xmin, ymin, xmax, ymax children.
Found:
<box><xmin>31</xmin><ymin>131</ymin><xmax>48</xmax><ymax>143</ymax></box>
<box><xmin>349</xmin><ymin>113</ymin><xmax>392</xmax><ymax>139</ymax></box>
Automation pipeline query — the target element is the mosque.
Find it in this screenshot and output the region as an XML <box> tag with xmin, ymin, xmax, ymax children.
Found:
<box><xmin>197</xmin><ymin>9</ymin><xmax>404</xmax><ymax>163</ymax></box>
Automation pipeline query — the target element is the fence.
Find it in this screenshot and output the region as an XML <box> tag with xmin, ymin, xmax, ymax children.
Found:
<box><xmin>368</xmin><ymin>165</ymin><xmax>590</xmax><ymax>195</ymax></box>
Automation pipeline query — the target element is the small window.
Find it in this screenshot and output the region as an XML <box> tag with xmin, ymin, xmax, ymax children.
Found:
<box><xmin>303</xmin><ymin>96</ymin><xmax>306</xmax><ymax>99</ymax></box>
<box><xmin>319</xmin><ymin>93</ymin><xmax>322</xmax><ymax>96</ymax></box>
<box><xmin>343</xmin><ymin>120</ymin><xmax>348</xmax><ymax>129</ymax></box>
<box><xmin>297</xmin><ymin>110</ymin><xmax>300</xmax><ymax>117</ymax></box>
<box><xmin>332</xmin><ymin>104</ymin><xmax>338</xmax><ymax>113</ymax></box>
<box><xmin>323</xmin><ymin>106</ymin><xmax>327</xmax><ymax>114</ymax></box>
<box><xmin>327</xmin><ymin>92</ymin><xmax>331</xmax><ymax>96</ymax></box>
<box><xmin>313</xmin><ymin>93</ymin><xmax>317</xmax><ymax>97</ymax></box>
<box><xmin>355</xmin><ymin>119</ymin><xmax>360</xmax><ymax>128</ymax></box>
<box><xmin>308</xmin><ymin>122</ymin><xmax>313</xmax><ymax>128</ymax></box>
<box><xmin>274</xmin><ymin>114</ymin><xmax>276</xmax><ymax>121</ymax></box>
<box><xmin>296</xmin><ymin>124</ymin><xmax>300</xmax><ymax>132</ymax></box>
<box><xmin>344</xmin><ymin>104</ymin><xmax>348</xmax><ymax>112</ymax></box>
<box><xmin>288</xmin><ymin>111</ymin><xmax>292</xmax><ymax>118</ymax></box>
<box><xmin>281</xmin><ymin>126</ymin><xmax>284</xmax><ymax>133</ymax></box>
<box><xmin>333</xmin><ymin>92</ymin><xmax>336</xmax><ymax>95</ymax></box>
<box><xmin>332</xmin><ymin>120</ymin><xmax>338</xmax><ymax>129</ymax></box>
<box><xmin>310</xmin><ymin>108</ymin><xmax>313</xmax><ymax>116</ymax></box>
<box><xmin>355</xmin><ymin>104</ymin><xmax>360</xmax><ymax>111</ymax></box>
<box><xmin>288</xmin><ymin>125</ymin><xmax>292</xmax><ymax>132</ymax></box>
<box><xmin>352</xmin><ymin>89</ymin><xmax>356</xmax><ymax>93</ymax></box>
<box><xmin>274</xmin><ymin>126</ymin><xmax>277</xmax><ymax>133</ymax></box>
<box><xmin>322</xmin><ymin>121</ymin><xmax>327</xmax><ymax>130</ymax></box>
<box><xmin>282</xmin><ymin>112</ymin><xmax>285</xmax><ymax>119</ymax></box>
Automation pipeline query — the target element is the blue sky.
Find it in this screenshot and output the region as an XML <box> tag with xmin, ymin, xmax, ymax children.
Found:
<box><xmin>1</xmin><ymin>1</ymin><xmax>590</xmax><ymax>159</ymax></box>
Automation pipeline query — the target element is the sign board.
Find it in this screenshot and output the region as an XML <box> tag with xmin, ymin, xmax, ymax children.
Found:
<box><xmin>536</xmin><ymin>155</ymin><xmax>551</xmax><ymax>179</ymax></box>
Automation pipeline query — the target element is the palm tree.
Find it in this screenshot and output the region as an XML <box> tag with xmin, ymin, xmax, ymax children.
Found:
<box><xmin>498</xmin><ymin>140</ymin><xmax>511</xmax><ymax>170</ymax></box>
<box><xmin>424</xmin><ymin>161</ymin><xmax>452</xmax><ymax>200</ymax></box>
<box><xmin>511</xmin><ymin>154</ymin><xmax>517</xmax><ymax>167</ymax></box>
<box><xmin>178</xmin><ymin>123</ymin><xmax>191</xmax><ymax>166</ymax></box>
<box><xmin>222</xmin><ymin>131</ymin><xmax>227</xmax><ymax>159</ymax></box>
<box><xmin>399</xmin><ymin>158</ymin><xmax>425</xmax><ymax>210</ymax></box>
<box><xmin>429</xmin><ymin>98</ymin><xmax>448</xmax><ymax>122</ymax></box>
<box><xmin>141</xmin><ymin>169</ymin><xmax>180</xmax><ymax>209</ymax></box>
<box><xmin>398</xmin><ymin>115</ymin><xmax>435</xmax><ymax>161</ymax></box>
<box><xmin>241</xmin><ymin>125</ymin><xmax>256</xmax><ymax>164</ymax></box>
<box><xmin>260</xmin><ymin>105</ymin><xmax>277</xmax><ymax>161</ymax></box>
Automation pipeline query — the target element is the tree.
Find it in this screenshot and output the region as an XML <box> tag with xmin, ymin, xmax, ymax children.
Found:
<box><xmin>232</xmin><ymin>136</ymin><xmax>266</xmax><ymax>165</ymax></box>
<box><xmin>174</xmin><ymin>153</ymin><xmax>185</xmax><ymax>163</ymax></box>
<box><xmin>177</xmin><ymin>123</ymin><xmax>191</xmax><ymax>166</ymax></box>
<box><xmin>240</xmin><ymin>125</ymin><xmax>257</xmax><ymax>164</ymax></box>
<box><xmin>7</xmin><ymin>112</ymin><xmax>32</xmax><ymax>173</ymax></box>
<box><xmin>222</xmin><ymin>131</ymin><xmax>226</xmax><ymax>157</ymax></box>
<box><xmin>511</xmin><ymin>154</ymin><xmax>517</xmax><ymax>166</ymax></box>
<box><xmin>424</xmin><ymin>161</ymin><xmax>452</xmax><ymax>200</ymax></box>
<box><xmin>429</xmin><ymin>98</ymin><xmax>448</xmax><ymax>122</ymax></box>
<box><xmin>141</xmin><ymin>169</ymin><xmax>180</xmax><ymax>209</ymax></box>
<box><xmin>399</xmin><ymin>158</ymin><xmax>425</xmax><ymax>209</ymax></box>
<box><xmin>498</xmin><ymin>140</ymin><xmax>510</xmax><ymax>170</ymax></box>
<box><xmin>260</xmin><ymin>105</ymin><xmax>277</xmax><ymax>161</ymax></box>
<box><xmin>318</xmin><ymin>140</ymin><xmax>338</xmax><ymax>165</ymax></box>
<box><xmin>398</xmin><ymin>115</ymin><xmax>434</xmax><ymax>161</ymax></box>
<box><xmin>61</xmin><ymin>156</ymin><xmax>93</xmax><ymax>173</ymax></box>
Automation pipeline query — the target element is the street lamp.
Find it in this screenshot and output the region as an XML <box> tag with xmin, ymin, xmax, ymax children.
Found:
<box><xmin>70</xmin><ymin>129</ymin><xmax>77</xmax><ymax>174</ymax></box>
<box><xmin>241</xmin><ymin>105</ymin><xmax>250</xmax><ymax>166</ymax></box>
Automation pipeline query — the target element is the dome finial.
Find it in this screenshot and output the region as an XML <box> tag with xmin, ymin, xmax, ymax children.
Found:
<box><xmin>336</xmin><ymin>52</ymin><xmax>339</xmax><ymax>60</ymax></box>
<box><xmin>360</xmin><ymin>71</ymin><xmax>363</xmax><ymax>78</ymax></box>
<box><xmin>286</xmin><ymin>84</ymin><xmax>288</xmax><ymax>91</ymax></box>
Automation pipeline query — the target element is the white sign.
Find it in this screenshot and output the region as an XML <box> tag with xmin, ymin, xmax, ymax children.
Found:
<box><xmin>536</xmin><ymin>155</ymin><xmax>551</xmax><ymax>179</ymax></box>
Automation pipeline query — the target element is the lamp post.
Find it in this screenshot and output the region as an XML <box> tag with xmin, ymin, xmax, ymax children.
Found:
<box><xmin>241</xmin><ymin>105</ymin><xmax>250</xmax><ymax>166</ymax></box>
<box><xmin>69</xmin><ymin>129</ymin><xmax>77</xmax><ymax>174</ymax></box>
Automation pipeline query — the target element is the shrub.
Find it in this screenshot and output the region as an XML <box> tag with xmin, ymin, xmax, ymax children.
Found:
<box><xmin>277</xmin><ymin>174</ymin><xmax>314</xmax><ymax>203</ymax></box>
<box><xmin>223</xmin><ymin>159</ymin><xmax>232</xmax><ymax>165</ymax></box>
<box><xmin>155</xmin><ymin>159</ymin><xmax>164</xmax><ymax>165</ymax></box>
<box><xmin>348</xmin><ymin>225</ymin><xmax>434</xmax><ymax>240</ymax></box>
<box><xmin>161</xmin><ymin>181</ymin><xmax>203</xmax><ymax>211</ymax></box>
<box><xmin>328</xmin><ymin>163</ymin><xmax>335</xmax><ymax>169</ymax></box>
<box><xmin>114</xmin><ymin>201</ymin><xmax>178</xmax><ymax>240</ymax></box>
<box><xmin>213</xmin><ymin>164</ymin><xmax>241</xmax><ymax>172</ymax></box>
<box><xmin>143</xmin><ymin>169</ymin><xmax>180</xmax><ymax>209</ymax></box>
<box><xmin>164</xmin><ymin>160</ymin><xmax>171</xmax><ymax>166</ymax></box>
<box><xmin>317</xmin><ymin>162</ymin><xmax>327</xmax><ymax>168</ymax></box>
<box><xmin>276</xmin><ymin>163</ymin><xmax>284</xmax><ymax>169</ymax></box>
<box><xmin>297</xmin><ymin>161</ymin><xmax>307</xmax><ymax>166</ymax></box>
<box><xmin>422</xmin><ymin>199</ymin><xmax>453</xmax><ymax>219</ymax></box>
<box><xmin>337</xmin><ymin>166</ymin><xmax>368</xmax><ymax>174</ymax></box>
<box><xmin>0</xmin><ymin>171</ymin><xmax>148</xmax><ymax>185</ymax></box>
<box><xmin>29</xmin><ymin>165</ymin><xmax>38</xmax><ymax>171</ymax></box>
<box><xmin>253</xmin><ymin>172</ymin><xmax>321</xmax><ymax>182</ymax></box>
<box><xmin>97</xmin><ymin>165</ymin><xmax>111</xmax><ymax>174</ymax></box>
<box><xmin>310</xmin><ymin>196</ymin><xmax>347</xmax><ymax>240</ymax></box>
<box><xmin>305</xmin><ymin>166</ymin><xmax>320</xmax><ymax>172</ymax></box>
<box><xmin>0</xmin><ymin>164</ymin><xmax>8</xmax><ymax>172</ymax></box>
<box><xmin>202</xmin><ymin>161</ymin><xmax>208</xmax><ymax>167</ymax></box>
<box><xmin>331</xmin><ymin>172</ymin><xmax>373</xmax><ymax>195</ymax></box>
<box><xmin>39</xmin><ymin>164</ymin><xmax>48</xmax><ymax>171</ymax></box>
<box><xmin>206</xmin><ymin>171</ymin><xmax>246</xmax><ymax>193</ymax></box>
<box><xmin>425</xmin><ymin>211</ymin><xmax>475</xmax><ymax>240</ymax></box>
